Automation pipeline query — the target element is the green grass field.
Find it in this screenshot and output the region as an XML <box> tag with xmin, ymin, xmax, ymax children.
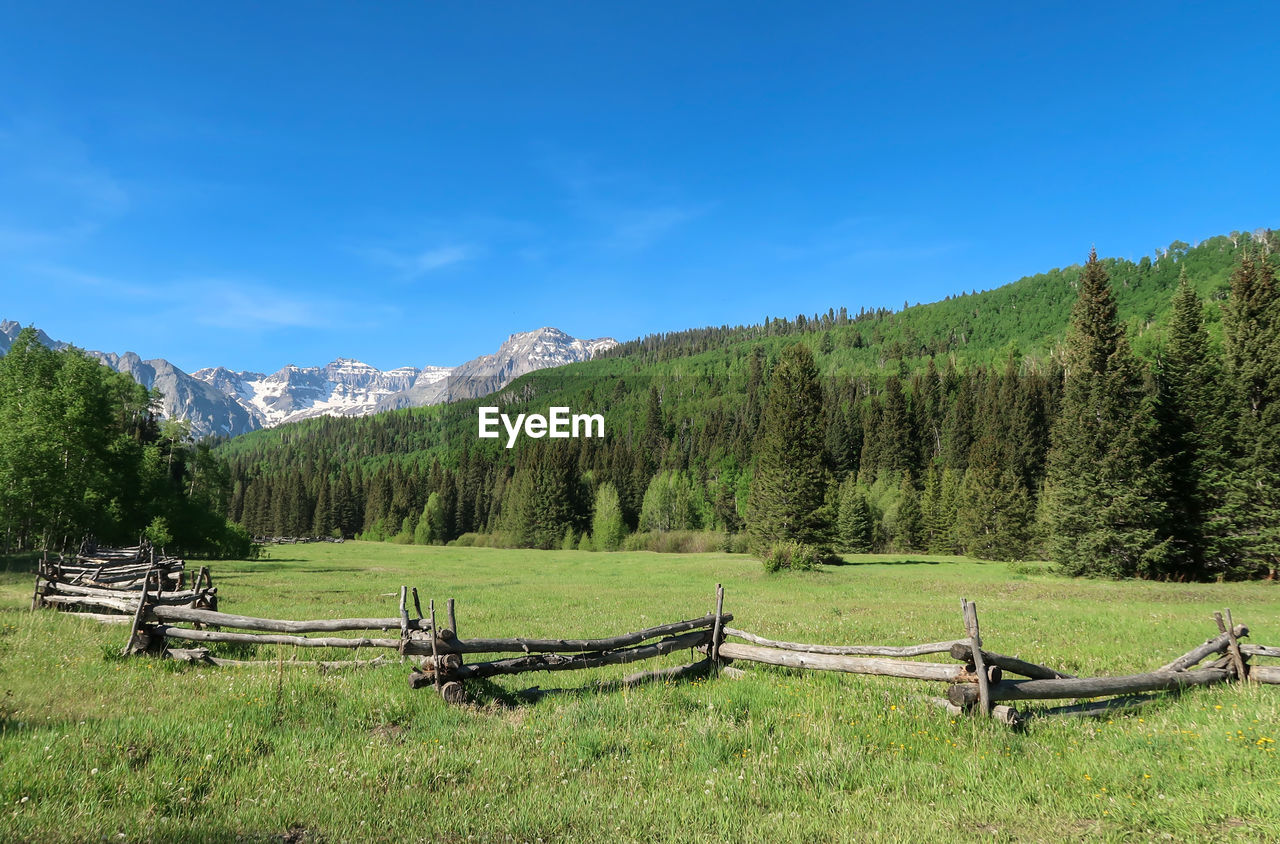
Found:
<box><xmin>2</xmin><ymin>543</ymin><xmax>1278</xmax><ymax>842</ymax></box>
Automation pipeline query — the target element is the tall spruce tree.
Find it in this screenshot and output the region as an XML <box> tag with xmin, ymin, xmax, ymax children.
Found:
<box><xmin>1153</xmin><ymin>271</ymin><xmax>1220</xmax><ymax>577</ymax></box>
<box><xmin>1219</xmin><ymin>250</ymin><xmax>1280</xmax><ymax>578</ymax></box>
<box><xmin>893</xmin><ymin>472</ymin><xmax>923</xmax><ymax>552</ymax></box>
<box><xmin>1044</xmin><ymin>249</ymin><xmax>1169</xmax><ymax>577</ymax></box>
<box><xmin>747</xmin><ymin>343</ymin><xmax>828</xmax><ymax>550</ymax></box>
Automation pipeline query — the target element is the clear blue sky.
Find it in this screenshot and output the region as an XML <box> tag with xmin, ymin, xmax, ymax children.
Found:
<box><xmin>1</xmin><ymin>1</ymin><xmax>1276</xmax><ymax>373</ymax></box>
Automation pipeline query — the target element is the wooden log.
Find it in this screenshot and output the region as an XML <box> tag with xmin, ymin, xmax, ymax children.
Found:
<box><xmin>962</xmin><ymin>599</ymin><xmax>992</xmax><ymax>716</ymax></box>
<box><xmin>949</xmin><ymin>643</ymin><xmax>1076</xmax><ymax>680</ymax></box>
<box><xmin>1159</xmin><ymin>625</ymin><xmax>1249</xmax><ymax>672</ymax></box>
<box><xmin>44</xmin><ymin>584</ymin><xmax>215</xmax><ymax>609</ymax></box>
<box><xmin>41</xmin><ymin>594</ymin><xmax>137</xmax><ymax>613</ymax></box>
<box><xmin>153</xmin><ymin>625</ymin><xmax>402</xmax><ymax>649</ymax></box>
<box><xmin>43</xmin><ymin>581</ymin><xmax>212</xmax><ymax>602</ymax></box>
<box><xmin>447</xmin><ymin>597</ymin><xmax>462</xmax><ymax>674</ymax></box>
<box><xmin>439</xmin><ymin>680</ymin><xmax>467</xmax><ymax>704</ymax></box>
<box><xmin>150</xmin><ymin>605</ymin><xmax>408</xmax><ymax>633</ymax></box>
<box><xmin>398</xmin><ymin>587</ymin><xmax>410</xmax><ymax>637</ymax></box>
<box><xmin>411</xmin><ymin>629</ymin><xmax>713</xmax><ymax>687</ymax></box>
<box><xmin>920</xmin><ymin>695</ymin><xmax>1021</xmax><ymax>726</ymax></box>
<box><xmin>409</xmin><ymin>613</ymin><xmax>731</xmax><ymax>656</ymax></box>
<box><xmin>948</xmin><ymin>667</ymin><xmax>1234</xmax><ymax>706</ymax></box>
<box><xmin>711</xmin><ymin>583</ymin><xmax>725</xmax><ymax>665</ymax></box>
<box><xmin>1028</xmin><ymin>694</ymin><xmax>1167</xmax><ymax>719</ymax></box>
<box><xmin>122</xmin><ymin>568</ymin><xmax>156</xmax><ymax>656</ymax></box>
<box><xmin>1240</xmin><ymin>644</ymin><xmax>1280</xmax><ymax>659</ymax></box>
<box><xmin>66</xmin><ymin>611</ymin><xmax>134</xmax><ymax>625</ymax></box>
<box><xmin>1251</xmin><ymin>665</ymin><xmax>1280</xmax><ymax>685</ymax></box>
<box><xmin>1216</xmin><ymin>610</ymin><xmax>1248</xmax><ymax>682</ymax></box>
<box><xmin>30</xmin><ymin>575</ymin><xmax>45</xmax><ymax>611</ymax></box>
<box><xmin>710</xmin><ymin>641</ymin><xmax>986</xmax><ymax>682</ymax></box>
<box><xmin>722</xmin><ymin>627</ymin><xmax>962</xmax><ymax>657</ymax></box>
<box><xmin>429</xmin><ymin>599</ymin><xmax>441</xmax><ymax>692</ymax></box>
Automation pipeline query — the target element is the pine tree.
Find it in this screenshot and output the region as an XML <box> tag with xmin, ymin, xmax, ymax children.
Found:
<box><xmin>935</xmin><ymin>468</ymin><xmax>961</xmax><ymax>554</ymax></box>
<box><xmin>1219</xmin><ymin>250</ymin><xmax>1280</xmax><ymax>578</ymax></box>
<box><xmin>1153</xmin><ymin>271</ymin><xmax>1219</xmax><ymax>577</ymax></box>
<box><xmin>1043</xmin><ymin>249</ymin><xmax>1169</xmax><ymax>577</ymax></box>
<box><xmin>835</xmin><ymin>475</ymin><xmax>873</xmax><ymax>553</ymax></box>
<box><xmin>748</xmin><ymin>343</ymin><xmax>829</xmax><ymax>551</ymax></box>
<box><xmin>893</xmin><ymin>473</ymin><xmax>923</xmax><ymax>552</ymax></box>
<box><xmin>312</xmin><ymin>474</ymin><xmax>332</xmax><ymax>537</ymax></box>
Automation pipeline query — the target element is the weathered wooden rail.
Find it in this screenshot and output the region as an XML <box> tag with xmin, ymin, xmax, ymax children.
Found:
<box><xmin>33</xmin><ymin>542</ymin><xmax>215</xmax><ymax>621</ymax></box>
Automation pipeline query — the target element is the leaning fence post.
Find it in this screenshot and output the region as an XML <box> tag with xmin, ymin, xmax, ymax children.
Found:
<box><xmin>961</xmin><ymin>598</ymin><xmax>991</xmax><ymax>717</ymax></box>
<box><xmin>711</xmin><ymin>583</ymin><xmax>726</xmax><ymax>669</ymax></box>
<box><xmin>1215</xmin><ymin>609</ymin><xmax>1248</xmax><ymax>682</ymax></box>
<box><xmin>122</xmin><ymin>567</ymin><xmax>156</xmax><ymax>656</ymax></box>
<box><xmin>429</xmin><ymin>599</ymin><xmax>441</xmax><ymax>693</ymax></box>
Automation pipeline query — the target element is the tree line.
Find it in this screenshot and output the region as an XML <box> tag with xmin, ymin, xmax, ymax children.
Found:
<box><xmin>0</xmin><ymin>328</ymin><xmax>251</xmax><ymax>557</ymax></box>
<box><xmin>220</xmin><ymin>241</ymin><xmax>1279</xmax><ymax>579</ymax></box>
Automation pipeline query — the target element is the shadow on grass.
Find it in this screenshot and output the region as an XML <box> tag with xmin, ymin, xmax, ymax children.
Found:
<box><xmin>0</xmin><ymin>553</ymin><xmax>44</xmax><ymax>575</ymax></box>
<box><xmin>225</xmin><ymin>559</ymin><xmax>308</xmax><ymax>569</ymax></box>
<box><xmin>463</xmin><ymin>660</ymin><xmax>716</xmax><ymax>708</ymax></box>
<box><xmin>834</xmin><ymin>557</ymin><xmax>950</xmax><ymax>567</ymax></box>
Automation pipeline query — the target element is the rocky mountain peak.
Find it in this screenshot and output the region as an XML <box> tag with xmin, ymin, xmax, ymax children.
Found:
<box><xmin>1</xmin><ymin>319</ymin><xmax>614</xmax><ymax>438</ymax></box>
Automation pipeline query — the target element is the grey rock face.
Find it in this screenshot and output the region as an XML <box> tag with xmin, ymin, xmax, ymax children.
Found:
<box><xmin>2</xmin><ymin>319</ymin><xmax>616</xmax><ymax>438</ymax></box>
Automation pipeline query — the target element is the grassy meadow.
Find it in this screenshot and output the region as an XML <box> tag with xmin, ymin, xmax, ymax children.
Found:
<box><xmin>2</xmin><ymin>542</ymin><xmax>1279</xmax><ymax>842</ymax></box>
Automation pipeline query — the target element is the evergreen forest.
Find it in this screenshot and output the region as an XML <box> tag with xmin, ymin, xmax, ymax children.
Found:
<box><xmin>209</xmin><ymin>232</ymin><xmax>1280</xmax><ymax>580</ymax></box>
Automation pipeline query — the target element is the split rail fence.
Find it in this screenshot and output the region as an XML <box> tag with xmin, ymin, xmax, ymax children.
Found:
<box><xmin>32</xmin><ymin>541</ymin><xmax>216</xmax><ymax>624</ymax></box>
<box><xmin>110</xmin><ymin>581</ymin><xmax>1280</xmax><ymax>726</ymax></box>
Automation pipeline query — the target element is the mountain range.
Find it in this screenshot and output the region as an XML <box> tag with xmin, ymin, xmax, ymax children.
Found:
<box><xmin>0</xmin><ymin>322</ymin><xmax>616</xmax><ymax>439</ymax></box>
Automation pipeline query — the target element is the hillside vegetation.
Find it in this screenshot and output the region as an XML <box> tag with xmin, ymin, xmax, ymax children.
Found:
<box><xmin>214</xmin><ymin>232</ymin><xmax>1280</xmax><ymax>579</ymax></box>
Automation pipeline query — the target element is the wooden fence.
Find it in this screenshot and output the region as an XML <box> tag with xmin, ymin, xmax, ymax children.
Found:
<box><xmin>32</xmin><ymin>542</ymin><xmax>216</xmax><ymax>624</ymax></box>
<box><xmin>113</xmin><ymin>582</ymin><xmax>1277</xmax><ymax>726</ymax></box>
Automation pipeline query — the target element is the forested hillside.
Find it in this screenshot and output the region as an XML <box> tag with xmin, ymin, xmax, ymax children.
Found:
<box><xmin>215</xmin><ymin>232</ymin><xmax>1280</xmax><ymax>579</ymax></box>
<box><xmin>0</xmin><ymin>328</ymin><xmax>251</xmax><ymax>556</ymax></box>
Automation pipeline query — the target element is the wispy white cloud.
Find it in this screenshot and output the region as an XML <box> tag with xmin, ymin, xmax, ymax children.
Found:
<box><xmin>28</xmin><ymin>263</ymin><xmax>152</xmax><ymax>298</ymax></box>
<box><xmin>605</xmin><ymin>205</ymin><xmax>707</xmax><ymax>252</ymax></box>
<box><xmin>25</xmin><ymin>266</ymin><xmax>366</xmax><ymax>333</ymax></box>
<box><xmin>543</xmin><ymin>155</ymin><xmax>712</xmax><ymax>253</ymax></box>
<box><xmin>361</xmin><ymin>242</ymin><xmax>476</xmax><ymax>280</ymax></box>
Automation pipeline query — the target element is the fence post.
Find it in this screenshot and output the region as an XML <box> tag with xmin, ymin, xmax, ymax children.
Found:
<box><xmin>122</xmin><ymin>567</ymin><xmax>156</xmax><ymax>656</ymax></box>
<box><xmin>961</xmin><ymin>598</ymin><xmax>991</xmax><ymax>717</ymax></box>
<box><xmin>711</xmin><ymin>583</ymin><xmax>725</xmax><ymax>669</ymax></box>
<box><xmin>429</xmin><ymin>599</ymin><xmax>441</xmax><ymax>693</ymax></box>
<box><xmin>1215</xmin><ymin>609</ymin><xmax>1248</xmax><ymax>682</ymax></box>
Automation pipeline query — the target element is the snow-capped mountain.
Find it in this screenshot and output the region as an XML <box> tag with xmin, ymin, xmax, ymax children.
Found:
<box><xmin>190</xmin><ymin>358</ymin><xmax>444</xmax><ymax>429</ymax></box>
<box><xmin>376</xmin><ymin>327</ymin><xmax>618</xmax><ymax>410</ymax></box>
<box><xmin>0</xmin><ymin>320</ymin><xmax>617</xmax><ymax>438</ymax></box>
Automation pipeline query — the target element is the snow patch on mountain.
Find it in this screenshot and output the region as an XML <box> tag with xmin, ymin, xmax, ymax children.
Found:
<box><xmin>3</xmin><ymin>318</ymin><xmax>616</xmax><ymax>438</ymax></box>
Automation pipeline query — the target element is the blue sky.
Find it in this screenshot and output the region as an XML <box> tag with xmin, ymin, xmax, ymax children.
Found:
<box><xmin>1</xmin><ymin>2</ymin><xmax>1276</xmax><ymax>373</ymax></box>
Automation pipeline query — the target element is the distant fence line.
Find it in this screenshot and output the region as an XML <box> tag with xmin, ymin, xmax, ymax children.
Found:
<box><xmin>32</xmin><ymin>542</ymin><xmax>216</xmax><ymax>624</ymax></box>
